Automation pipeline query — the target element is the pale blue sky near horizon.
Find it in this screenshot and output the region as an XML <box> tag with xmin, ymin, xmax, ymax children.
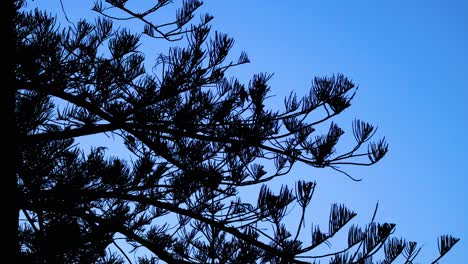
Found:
<box><xmin>31</xmin><ymin>0</ymin><xmax>467</xmax><ymax>263</ymax></box>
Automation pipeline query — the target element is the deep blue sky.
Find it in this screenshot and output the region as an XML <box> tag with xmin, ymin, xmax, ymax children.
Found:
<box><xmin>33</xmin><ymin>0</ymin><xmax>467</xmax><ymax>262</ymax></box>
<box><xmin>207</xmin><ymin>2</ymin><xmax>468</xmax><ymax>263</ymax></box>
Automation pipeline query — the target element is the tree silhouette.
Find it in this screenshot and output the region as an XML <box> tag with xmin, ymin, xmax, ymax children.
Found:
<box><xmin>13</xmin><ymin>0</ymin><xmax>458</xmax><ymax>263</ymax></box>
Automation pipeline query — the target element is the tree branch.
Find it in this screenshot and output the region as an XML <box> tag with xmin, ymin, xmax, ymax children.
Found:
<box><xmin>116</xmin><ymin>193</ymin><xmax>309</xmax><ymax>264</ymax></box>
<box><xmin>21</xmin><ymin>123</ymin><xmax>120</xmax><ymax>144</ymax></box>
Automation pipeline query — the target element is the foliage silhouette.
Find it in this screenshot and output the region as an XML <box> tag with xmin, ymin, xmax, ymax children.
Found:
<box><xmin>13</xmin><ymin>0</ymin><xmax>458</xmax><ymax>263</ymax></box>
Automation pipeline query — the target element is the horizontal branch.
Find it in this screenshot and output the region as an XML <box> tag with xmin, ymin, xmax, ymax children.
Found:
<box><xmin>108</xmin><ymin>193</ymin><xmax>309</xmax><ymax>264</ymax></box>
<box><xmin>21</xmin><ymin>123</ymin><xmax>120</xmax><ymax>144</ymax></box>
<box><xmin>27</xmin><ymin>189</ymin><xmax>308</xmax><ymax>263</ymax></box>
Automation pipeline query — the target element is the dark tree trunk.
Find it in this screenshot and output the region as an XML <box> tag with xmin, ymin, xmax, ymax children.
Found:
<box><xmin>3</xmin><ymin>0</ymin><xmax>18</xmax><ymax>260</ymax></box>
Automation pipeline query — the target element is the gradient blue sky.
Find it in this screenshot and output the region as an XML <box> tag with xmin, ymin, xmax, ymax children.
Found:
<box><xmin>33</xmin><ymin>0</ymin><xmax>467</xmax><ymax>262</ymax></box>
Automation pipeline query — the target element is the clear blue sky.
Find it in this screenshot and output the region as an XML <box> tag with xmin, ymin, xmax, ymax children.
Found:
<box><xmin>33</xmin><ymin>0</ymin><xmax>467</xmax><ymax>262</ymax></box>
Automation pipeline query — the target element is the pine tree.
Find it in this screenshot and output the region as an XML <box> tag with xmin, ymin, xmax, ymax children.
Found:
<box><xmin>15</xmin><ymin>0</ymin><xmax>458</xmax><ymax>263</ymax></box>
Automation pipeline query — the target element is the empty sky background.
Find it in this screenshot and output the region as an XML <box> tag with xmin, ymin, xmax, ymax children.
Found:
<box><xmin>30</xmin><ymin>0</ymin><xmax>467</xmax><ymax>263</ymax></box>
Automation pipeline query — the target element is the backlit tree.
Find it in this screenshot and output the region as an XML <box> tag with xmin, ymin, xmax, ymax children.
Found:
<box><xmin>13</xmin><ymin>0</ymin><xmax>458</xmax><ymax>263</ymax></box>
